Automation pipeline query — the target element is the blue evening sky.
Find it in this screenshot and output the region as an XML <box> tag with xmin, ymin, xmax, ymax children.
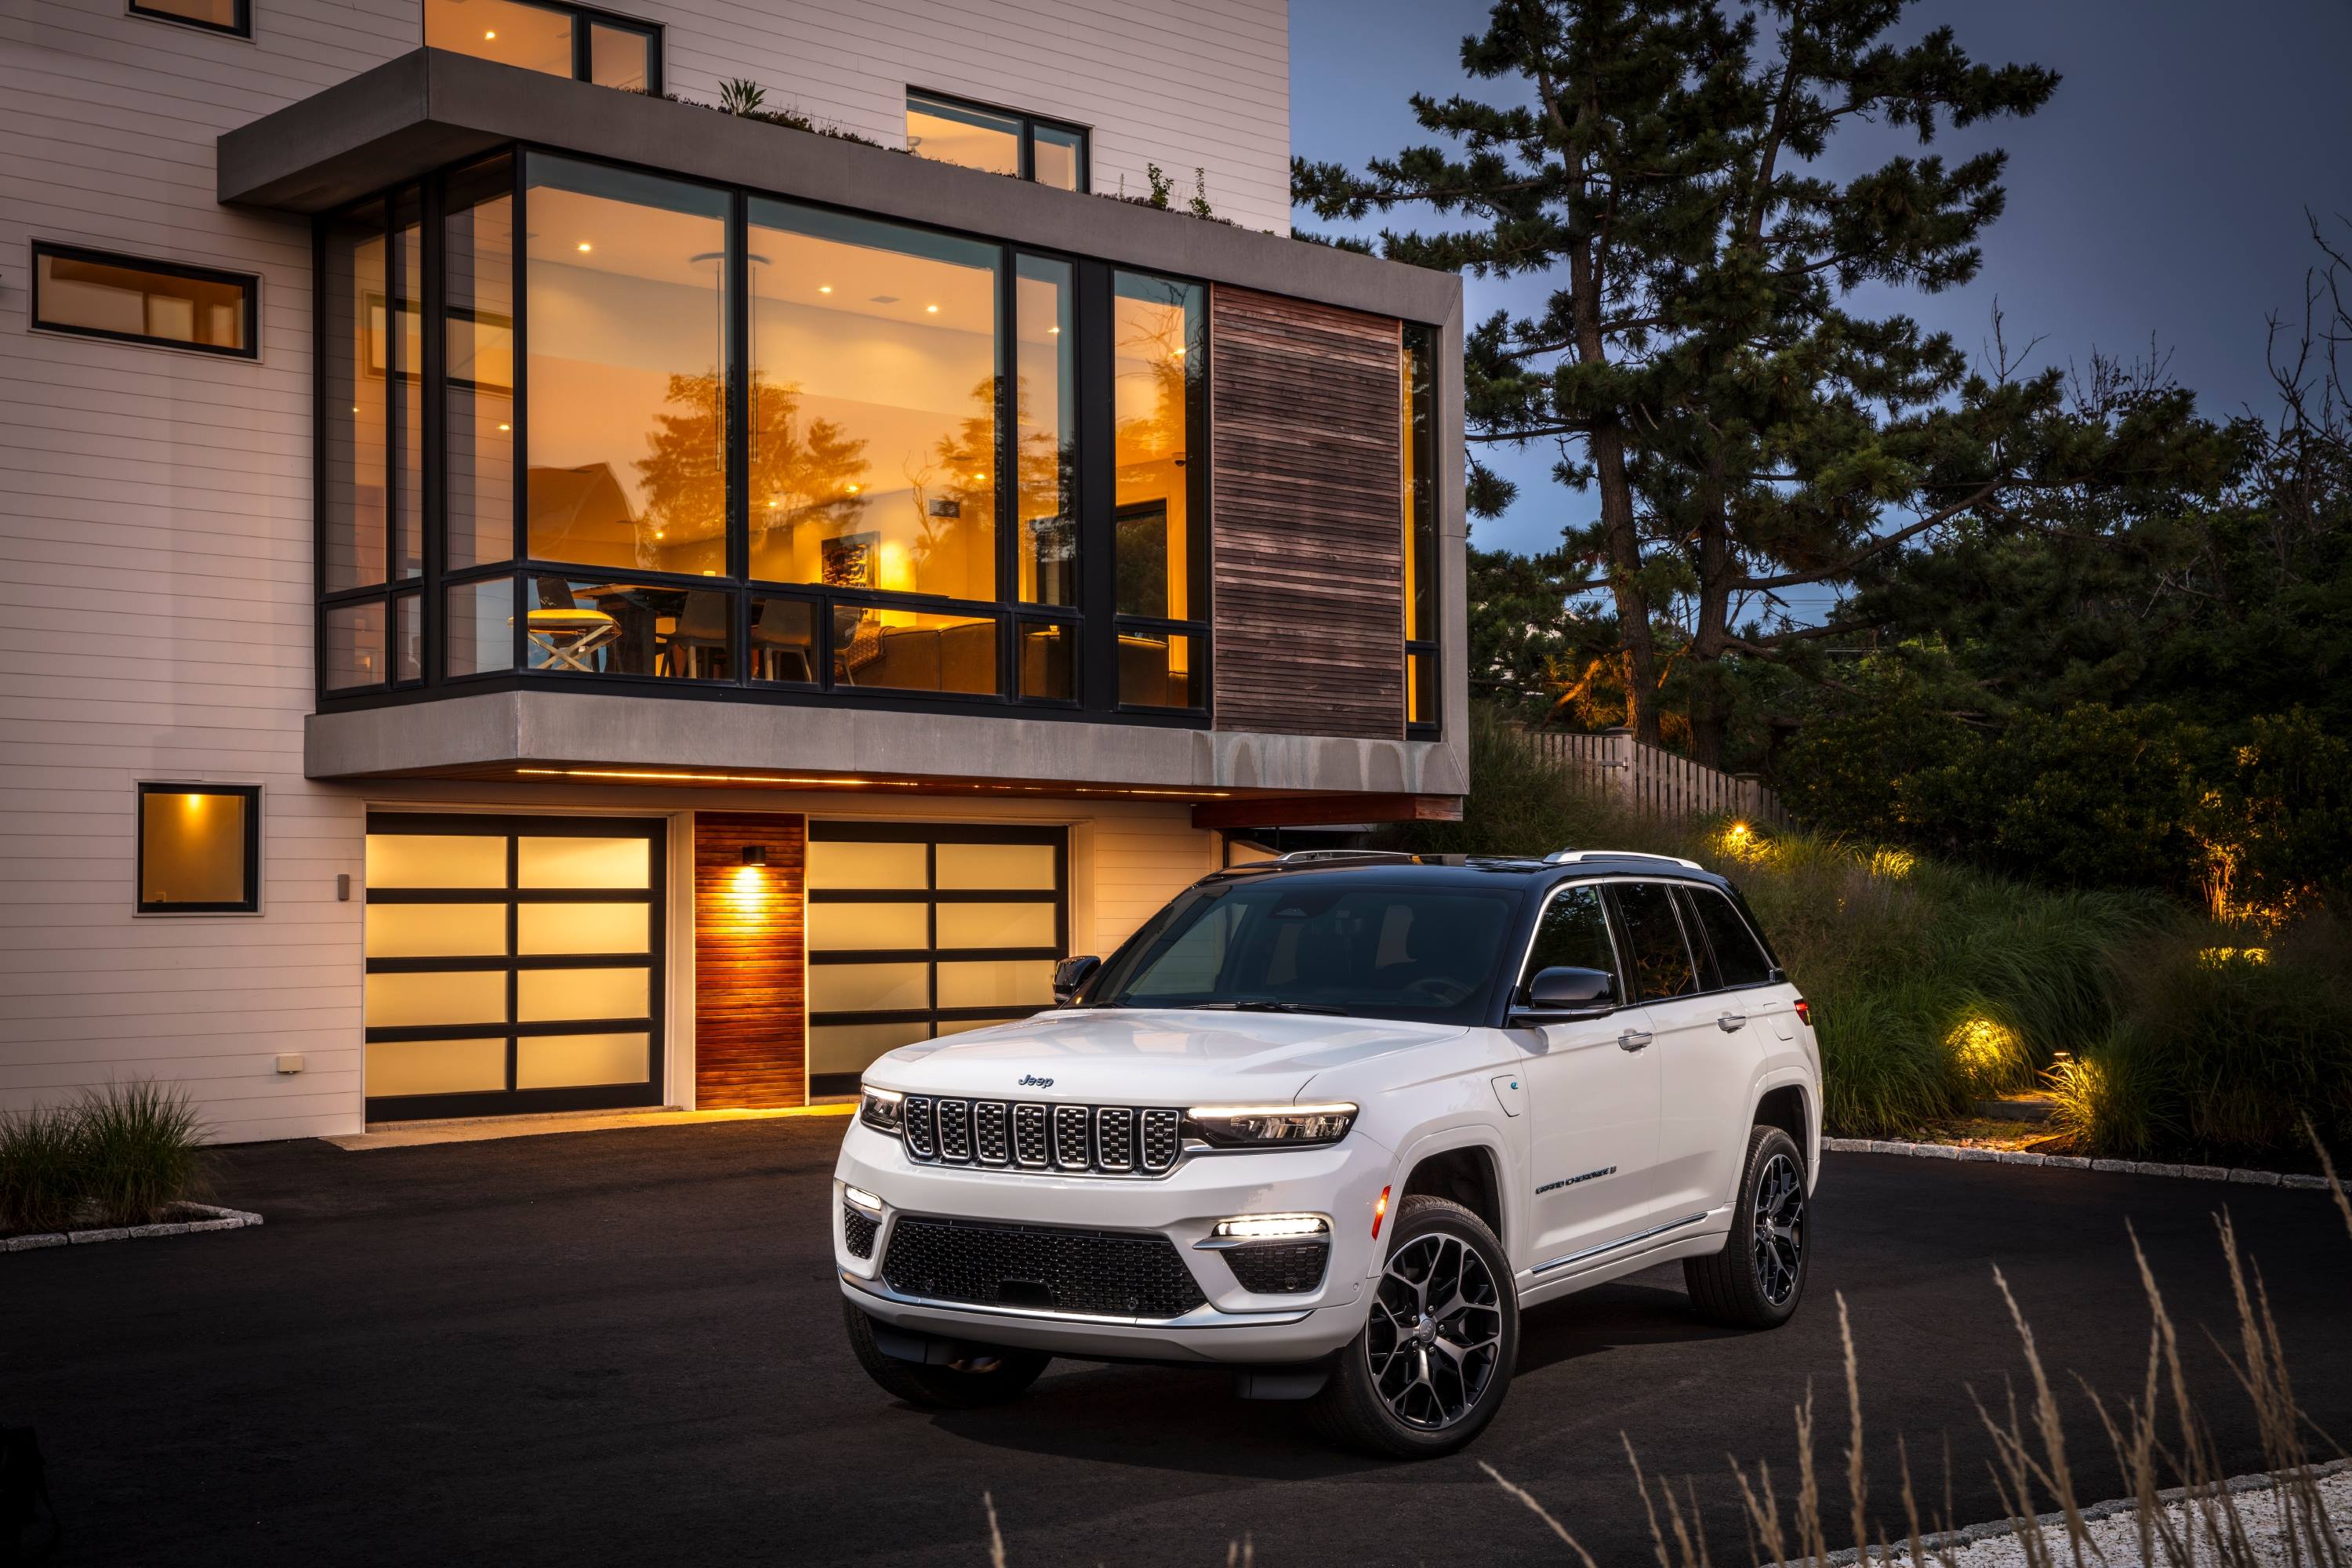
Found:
<box><xmin>1290</xmin><ymin>0</ymin><xmax>2352</xmax><ymax>624</ymax></box>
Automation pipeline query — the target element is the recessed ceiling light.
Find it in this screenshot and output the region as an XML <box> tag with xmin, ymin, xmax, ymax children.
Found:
<box><xmin>577</xmin><ymin>241</ymin><xmax>592</xmax><ymax>252</ymax></box>
<box><xmin>925</xmin><ymin>304</ymin><xmax>939</xmax><ymax>314</ymax></box>
<box><xmin>484</xmin><ymin>29</ymin><xmax>496</xmax><ymax>38</ymax></box>
<box><xmin>1047</xmin><ymin>325</ymin><xmax>1061</xmax><ymax>334</ymax></box>
<box><xmin>498</xmin><ymin>423</ymin><xmax>511</xmax><ymax>432</ymax></box>
<box><xmin>846</xmin><ymin>484</ymin><xmax>859</xmax><ymax>493</ymax></box>
<box><xmin>818</xmin><ymin>285</ymin><xmax>833</xmax><ymax>293</ymax></box>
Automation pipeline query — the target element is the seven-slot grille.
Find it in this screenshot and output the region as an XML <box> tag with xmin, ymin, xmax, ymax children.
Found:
<box><xmin>899</xmin><ymin>1099</ymin><xmax>1182</xmax><ymax>1177</ymax></box>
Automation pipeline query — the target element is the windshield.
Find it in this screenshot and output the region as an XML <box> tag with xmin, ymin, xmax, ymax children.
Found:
<box><xmin>1087</xmin><ymin>877</ymin><xmax>1524</xmax><ymax>1025</ymax></box>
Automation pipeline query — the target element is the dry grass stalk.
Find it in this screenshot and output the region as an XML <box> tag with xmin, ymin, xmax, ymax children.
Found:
<box><xmin>982</xmin><ymin>1491</ymin><xmax>1006</xmax><ymax>1568</ymax></box>
<box><xmin>1481</xmin><ymin>1460</ymin><xmax>1602</xmax><ymax>1568</ymax></box>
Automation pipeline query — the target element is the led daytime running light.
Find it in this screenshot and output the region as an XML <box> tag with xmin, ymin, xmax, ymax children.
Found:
<box><xmin>1213</xmin><ymin>1214</ymin><xmax>1330</xmax><ymax>1240</ymax></box>
<box><xmin>843</xmin><ymin>1185</ymin><xmax>884</xmax><ymax>1214</ymax></box>
<box><xmin>858</xmin><ymin>1084</ymin><xmax>906</xmax><ymax>1136</ymax></box>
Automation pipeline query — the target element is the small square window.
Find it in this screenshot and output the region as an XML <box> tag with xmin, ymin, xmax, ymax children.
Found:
<box><xmin>129</xmin><ymin>0</ymin><xmax>249</xmax><ymax>37</ymax></box>
<box><xmin>137</xmin><ymin>784</ymin><xmax>261</xmax><ymax>914</ymax></box>
<box><xmin>32</xmin><ymin>242</ymin><xmax>258</xmax><ymax>358</ymax></box>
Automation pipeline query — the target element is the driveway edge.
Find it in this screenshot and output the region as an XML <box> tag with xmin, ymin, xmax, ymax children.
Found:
<box><xmin>1822</xmin><ymin>1138</ymin><xmax>2338</xmax><ymax>1190</ymax></box>
<box><xmin>4</xmin><ymin>1202</ymin><xmax>264</xmax><ymax>1253</ymax></box>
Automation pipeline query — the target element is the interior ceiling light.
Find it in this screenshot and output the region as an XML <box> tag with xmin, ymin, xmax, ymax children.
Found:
<box><xmin>925</xmin><ymin>304</ymin><xmax>939</xmax><ymax>314</ymax></box>
<box><xmin>818</xmin><ymin>285</ymin><xmax>833</xmax><ymax>293</ymax></box>
<box><xmin>484</xmin><ymin>28</ymin><xmax>496</xmax><ymax>38</ymax></box>
<box><xmin>576</xmin><ymin>241</ymin><xmax>592</xmax><ymax>252</ymax></box>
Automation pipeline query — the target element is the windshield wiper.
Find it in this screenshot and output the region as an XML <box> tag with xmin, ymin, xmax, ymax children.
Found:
<box><xmin>1190</xmin><ymin>1000</ymin><xmax>1350</xmax><ymax>1016</ymax></box>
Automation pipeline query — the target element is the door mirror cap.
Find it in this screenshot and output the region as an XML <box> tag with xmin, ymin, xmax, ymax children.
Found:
<box><xmin>1512</xmin><ymin>965</ymin><xmax>1617</xmax><ymax>1022</ymax></box>
<box><xmin>1052</xmin><ymin>954</ymin><xmax>1102</xmax><ymax>1004</ymax></box>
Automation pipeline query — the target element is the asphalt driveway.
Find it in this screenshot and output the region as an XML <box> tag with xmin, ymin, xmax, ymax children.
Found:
<box><xmin>5</xmin><ymin>1120</ymin><xmax>2347</xmax><ymax>1566</ymax></box>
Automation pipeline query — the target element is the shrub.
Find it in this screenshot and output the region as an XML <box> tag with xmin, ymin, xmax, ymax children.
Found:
<box><xmin>0</xmin><ymin>1081</ymin><xmax>209</xmax><ymax>1233</ymax></box>
<box><xmin>2045</xmin><ymin>1025</ymin><xmax>2180</xmax><ymax>1157</ymax></box>
<box><xmin>0</xmin><ymin>1105</ymin><xmax>89</xmax><ymax>1233</ymax></box>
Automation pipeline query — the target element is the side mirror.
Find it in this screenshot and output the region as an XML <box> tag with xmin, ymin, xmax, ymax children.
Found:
<box><xmin>1514</xmin><ymin>965</ymin><xmax>1617</xmax><ymax>1021</ymax></box>
<box><xmin>1052</xmin><ymin>954</ymin><xmax>1102</xmax><ymax>1004</ymax></box>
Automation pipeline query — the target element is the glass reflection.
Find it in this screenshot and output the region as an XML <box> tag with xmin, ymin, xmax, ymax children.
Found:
<box><xmin>1112</xmin><ymin>272</ymin><xmax>1203</xmax><ymax>619</ymax></box>
<box><xmin>746</xmin><ymin>201</ymin><xmax>999</xmax><ymax>602</ymax></box>
<box><xmin>832</xmin><ymin>606</ymin><xmax>998</xmax><ymax>695</ymax></box>
<box><xmin>527</xmin><ymin>576</ymin><xmax>731</xmax><ymax>679</ymax></box>
<box><xmin>524</xmin><ymin>156</ymin><xmax>729</xmax><ymax>575</ymax></box>
<box><xmin>1016</xmin><ymin>256</ymin><xmax>1075</xmax><ymax>604</ymax></box>
<box><xmin>1118</xmin><ymin>629</ymin><xmax>1200</xmax><ymax>710</ymax></box>
<box><xmin>425</xmin><ymin>0</ymin><xmax>572</xmax><ymax>76</ymax></box>
<box><xmin>906</xmin><ymin>93</ymin><xmax>1019</xmax><ymax>176</ymax></box>
<box><xmin>1031</xmin><ymin>125</ymin><xmax>1083</xmax><ymax>191</ymax></box>
<box><xmin>446</xmin><ymin>158</ymin><xmax>515</xmax><ymax>568</ymax></box>
<box><xmin>324</xmin><ymin>203</ymin><xmax>386</xmax><ymax>592</ymax></box>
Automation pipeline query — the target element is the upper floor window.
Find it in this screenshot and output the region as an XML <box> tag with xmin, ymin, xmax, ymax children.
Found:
<box><xmin>31</xmin><ymin>242</ymin><xmax>257</xmax><ymax>358</ymax></box>
<box><xmin>1401</xmin><ymin>324</ymin><xmax>1439</xmax><ymax>733</ymax></box>
<box><xmin>129</xmin><ymin>0</ymin><xmax>249</xmax><ymax>37</ymax></box>
<box><xmin>425</xmin><ymin>0</ymin><xmax>659</xmax><ymax>93</ymax></box>
<box><xmin>906</xmin><ymin>91</ymin><xmax>1089</xmax><ymax>193</ymax></box>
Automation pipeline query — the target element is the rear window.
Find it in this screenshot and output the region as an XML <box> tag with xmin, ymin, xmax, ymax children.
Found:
<box><xmin>1681</xmin><ymin>885</ymin><xmax>1775</xmax><ymax>989</ymax></box>
<box><xmin>1091</xmin><ymin>877</ymin><xmax>1523</xmax><ymax>1025</ymax></box>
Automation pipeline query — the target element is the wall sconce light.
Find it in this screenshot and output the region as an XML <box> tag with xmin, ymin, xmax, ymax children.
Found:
<box><xmin>740</xmin><ymin>845</ymin><xmax>768</xmax><ymax>866</ymax></box>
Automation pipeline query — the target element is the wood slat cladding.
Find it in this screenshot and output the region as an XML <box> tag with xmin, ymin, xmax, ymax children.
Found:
<box><xmin>1209</xmin><ymin>288</ymin><xmax>1405</xmax><ymax>739</ymax></box>
<box><xmin>693</xmin><ymin>812</ymin><xmax>808</xmax><ymax>1109</ymax></box>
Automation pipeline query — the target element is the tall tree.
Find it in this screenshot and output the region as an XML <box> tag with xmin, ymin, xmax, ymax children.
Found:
<box><xmin>1294</xmin><ymin>0</ymin><xmax>2060</xmax><ymax>756</ymax></box>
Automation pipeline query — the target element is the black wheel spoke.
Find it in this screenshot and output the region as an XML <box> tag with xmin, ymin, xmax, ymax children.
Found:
<box><xmin>1748</xmin><ymin>1152</ymin><xmax>1806</xmax><ymax>1306</ymax></box>
<box><xmin>1369</xmin><ymin>1229</ymin><xmax>1504</xmax><ymax>1431</ymax></box>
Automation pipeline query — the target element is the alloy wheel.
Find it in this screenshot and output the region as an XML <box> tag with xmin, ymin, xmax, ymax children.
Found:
<box><xmin>1751</xmin><ymin>1151</ymin><xmax>1805</xmax><ymax>1305</ymax></box>
<box><xmin>1365</xmin><ymin>1232</ymin><xmax>1504</xmax><ymax>1430</ymax></box>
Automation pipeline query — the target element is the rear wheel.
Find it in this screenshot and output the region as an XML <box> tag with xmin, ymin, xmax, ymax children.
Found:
<box><xmin>1307</xmin><ymin>1195</ymin><xmax>1516</xmax><ymax>1458</ymax></box>
<box><xmin>1684</xmin><ymin>1123</ymin><xmax>1809</xmax><ymax>1329</ymax></box>
<box><xmin>842</xmin><ymin>1300</ymin><xmax>1051</xmax><ymax>1409</ymax></box>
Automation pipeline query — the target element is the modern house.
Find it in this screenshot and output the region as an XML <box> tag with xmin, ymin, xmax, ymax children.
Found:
<box><xmin>1</xmin><ymin>0</ymin><xmax>1466</xmax><ymax>1142</ymax></box>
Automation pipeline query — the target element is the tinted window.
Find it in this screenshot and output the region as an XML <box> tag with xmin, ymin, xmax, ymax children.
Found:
<box><xmin>1683</xmin><ymin>886</ymin><xmax>1774</xmax><ymax>988</ymax></box>
<box><xmin>34</xmin><ymin>244</ymin><xmax>256</xmax><ymax>358</ymax></box>
<box><xmin>1608</xmin><ymin>882</ymin><xmax>1699</xmax><ymax>1000</ymax></box>
<box><xmin>1094</xmin><ymin>877</ymin><xmax>1522</xmax><ymax>1025</ymax></box>
<box><xmin>1520</xmin><ymin>884</ymin><xmax>1618</xmax><ymax>997</ymax></box>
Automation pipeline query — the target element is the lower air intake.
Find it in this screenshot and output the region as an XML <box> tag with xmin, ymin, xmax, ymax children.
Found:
<box><xmin>881</xmin><ymin>1217</ymin><xmax>1209</xmax><ymax>1319</ymax></box>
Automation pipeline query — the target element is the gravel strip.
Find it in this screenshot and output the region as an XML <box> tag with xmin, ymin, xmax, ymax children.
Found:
<box><xmin>4</xmin><ymin>1202</ymin><xmax>262</xmax><ymax>1253</ymax></box>
<box><xmin>1822</xmin><ymin>1138</ymin><xmax>2335</xmax><ymax>1190</ymax></box>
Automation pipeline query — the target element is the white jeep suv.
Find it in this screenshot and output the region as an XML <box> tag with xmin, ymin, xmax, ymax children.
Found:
<box><xmin>833</xmin><ymin>850</ymin><xmax>1820</xmax><ymax>1457</ymax></box>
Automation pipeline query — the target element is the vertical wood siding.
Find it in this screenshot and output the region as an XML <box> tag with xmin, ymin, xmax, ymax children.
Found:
<box><xmin>1207</xmin><ymin>287</ymin><xmax>1404</xmax><ymax>739</ymax></box>
<box><xmin>691</xmin><ymin>811</ymin><xmax>807</xmax><ymax>1109</ymax></box>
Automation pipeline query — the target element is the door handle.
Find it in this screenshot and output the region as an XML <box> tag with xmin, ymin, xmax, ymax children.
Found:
<box><xmin>1718</xmin><ymin>1013</ymin><xmax>1748</xmax><ymax>1032</ymax></box>
<box><xmin>1617</xmin><ymin>1029</ymin><xmax>1653</xmax><ymax>1052</ymax></box>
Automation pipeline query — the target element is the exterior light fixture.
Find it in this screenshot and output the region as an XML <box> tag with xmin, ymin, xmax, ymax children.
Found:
<box><xmin>1211</xmin><ymin>1214</ymin><xmax>1328</xmax><ymax>1240</ymax></box>
<box><xmin>741</xmin><ymin>845</ymin><xmax>768</xmax><ymax>866</ymax></box>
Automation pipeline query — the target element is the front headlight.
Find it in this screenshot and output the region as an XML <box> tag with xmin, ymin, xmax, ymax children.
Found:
<box><xmin>1185</xmin><ymin>1102</ymin><xmax>1357</xmax><ymax>1149</ymax></box>
<box><xmin>858</xmin><ymin>1085</ymin><xmax>904</xmax><ymax>1137</ymax></box>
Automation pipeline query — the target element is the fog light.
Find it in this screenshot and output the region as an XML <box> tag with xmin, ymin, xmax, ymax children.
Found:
<box><xmin>843</xmin><ymin>1185</ymin><xmax>884</xmax><ymax>1214</ymax></box>
<box><xmin>1213</xmin><ymin>1214</ymin><xmax>1329</xmax><ymax>1241</ymax></box>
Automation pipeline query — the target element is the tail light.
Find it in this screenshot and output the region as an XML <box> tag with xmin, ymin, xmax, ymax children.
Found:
<box><xmin>1793</xmin><ymin>997</ymin><xmax>1811</xmax><ymax>1027</ymax></box>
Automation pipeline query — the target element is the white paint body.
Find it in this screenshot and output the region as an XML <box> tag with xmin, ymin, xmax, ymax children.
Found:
<box><xmin>833</xmin><ymin>906</ymin><xmax>1821</xmax><ymax>1364</ymax></box>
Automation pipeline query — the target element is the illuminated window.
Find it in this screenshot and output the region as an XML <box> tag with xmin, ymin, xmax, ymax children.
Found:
<box><xmin>906</xmin><ymin>90</ymin><xmax>1089</xmax><ymax>191</ymax></box>
<box><xmin>31</xmin><ymin>243</ymin><xmax>256</xmax><ymax>358</ymax></box>
<box><xmin>136</xmin><ymin>784</ymin><xmax>260</xmax><ymax>914</ymax></box>
<box><xmin>1402</xmin><ymin>323</ymin><xmax>1440</xmax><ymax>732</ymax></box>
<box><xmin>129</xmin><ymin>0</ymin><xmax>248</xmax><ymax>37</ymax></box>
<box><xmin>423</xmin><ymin>0</ymin><xmax>659</xmax><ymax>93</ymax></box>
<box><xmin>1112</xmin><ymin>270</ymin><xmax>1207</xmax><ymax>710</ymax></box>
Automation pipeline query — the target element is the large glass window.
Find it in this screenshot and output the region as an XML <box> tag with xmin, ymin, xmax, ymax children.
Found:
<box><xmin>1402</xmin><ymin>323</ymin><xmax>1440</xmax><ymax>731</ymax></box>
<box><xmin>805</xmin><ymin>822</ymin><xmax>1066</xmax><ymax>1097</ymax></box>
<box><xmin>322</xmin><ymin>194</ymin><xmax>424</xmax><ymax>691</ymax></box>
<box><xmin>136</xmin><ymin>784</ymin><xmax>260</xmax><ymax>914</ymax></box>
<box><xmin>906</xmin><ymin>91</ymin><xmax>1089</xmax><ymax>192</ymax></box>
<box><xmin>1113</xmin><ymin>271</ymin><xmax>1207</xmax><ymax>709</ymax></box>
<box><xmin>31</xmin><ymin>243</ymin><xmax>256</xmax><ymax>357</ymax></box>
<box><xmin>745</xmin><ymin>201</ymin><xmax>999</xmax><ymax>603</ymax></box>
<box><xmin>425</xmin><ymin>0</ymin><xmax>658</xmax><ymax>93</ymax></box>
<box><xmin>525</xmin><ymin>155</ymin><xmax>729</xmax><ymax>575</ymax></box>
<box><xmin>445</xmin><ymin>158</ymin><xmax>516</xmax><ymax>570</ymax></box>
<box><xmin>1015</xmin><ymin>256</ymin><xmax>1076</xmax><ymax>607</ymax></box>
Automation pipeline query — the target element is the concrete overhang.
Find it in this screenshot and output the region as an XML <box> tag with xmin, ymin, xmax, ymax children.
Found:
<box><xmin>303</xmin><ymin>690</ymin><xmax>1471</xmax><ymax>808</ymax></box>
<box><xmin>218</xmin><ymin>49</ymin><xmax>1462</xmax><ymax>328</ymax></box>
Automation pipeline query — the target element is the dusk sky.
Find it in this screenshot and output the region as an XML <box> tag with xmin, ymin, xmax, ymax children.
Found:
<box><xmin>1290</xmin><ymin>0</ymin><xmax>2352</xmax><ymax>622</ymax></box>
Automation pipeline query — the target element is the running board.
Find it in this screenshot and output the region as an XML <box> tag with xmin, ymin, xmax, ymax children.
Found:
<box><xmin>1527</xmin><ymin>1210</ymin><xmax>1711</xmax><ymax>1278</ymax></box>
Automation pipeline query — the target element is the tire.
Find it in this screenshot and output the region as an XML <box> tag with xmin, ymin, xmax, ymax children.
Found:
<box><xmin>842</xmin><ymin>1300</ymin><xmax>1051</xmax><ymax>1409</ymax></box>
<box><xmin>1306</xmin><ymin>1194</ymin><xmax>1517</xmax><ymax>1459</ymax></box>
<box><xmin>1684</xmin><ymin>1123</ymin><xmax>1809</xmax><ymax>1330</ymax></box>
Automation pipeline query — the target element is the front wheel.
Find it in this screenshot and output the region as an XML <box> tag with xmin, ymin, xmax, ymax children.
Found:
<box><xmin>1684</xmin><ymin>1123</ymin><xmax>1809</xmax><ymax>1329</ymax></box>
<box><xmin>842</xmin><ymin>1301</ymin><xmax>1051</xmax><ymax>1409</ymax></box>
<box><xmin>1306</xmin><ymin>1195</ymin><xmax>1517</xmax><ymax>1458</ymax></box>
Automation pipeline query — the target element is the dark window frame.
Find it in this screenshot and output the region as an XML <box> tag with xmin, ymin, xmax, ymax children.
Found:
<box><xmin>361</xmin><ymin>811</ymin><xmax>666</xmax><ymax>1121</ymax></box>
<box><xmin>1674</xmin><ymin>884</ymin><xmax>1777</xmax><ymax>993</ymax></box>
<box><xmin>31</xmin><ymin>241</ymin><xmax>260</xmax><ymax>360</ymax></box>
<box><xmin>906</xmin><ymin>88</ymin><xmax>1091</xmax><ymax>192</ymax></box>
<box><xmin>1601</xmin><ymin>879</ymin><xmax>1705</xmax><ymax>1003</ymax></box>
<box><xmin>804</xmin><ymin>820</ymin><xmax>1069</xmax><ymax>1098</ymax></box>
<box><xmin>314</xmin><ymin>145</ymin><xmax>1216</xmax><ymax>728</ymax></box>
<box><xmin>1401</xmin><ymin>321</ymin><xmax>1441</xmax><ymax>737</ymax></box>
<box><xmin>426</xmin><ymin>0</ymin><xmax>663</xmax><ymax>94</ymax></box>
<box><xmin>1514</xmin><ymin>879</ymin><xmax>1628</xmax><ymax>1006</ymax></box>
<box><xmin>128</xmin><ymin>0</ymin><xmax>250</xmax><ymax>38</ymax></box>
<box><xmin>136</xmin><ymin>782</ymin><xmax>262</xmax><ymax>916</ymax></box>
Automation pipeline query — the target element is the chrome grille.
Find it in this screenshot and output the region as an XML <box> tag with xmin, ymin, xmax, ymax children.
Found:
<box><xmin>903</xmin><ymin>1096</ymin><xmax>936</xmax><ymax>1159</ymax></box>
<box><xmin>974</xmin><ymin>1101</ymin><xmax>1010</xmax><ymax>1164</ymax></box>
<box><xmin>1013</xmin><ymin>1104</ymin><xmax>1049</xmax><ymax>1167</ymax></box>
<box><xmin>1140</xmin><ymin>1109</ymin><xmax>1181</xmax><ymax>1172</ymax></box>
<box><xmin>1096</xmin><ymin>1107</ymin><xmax>1134</xmax><ymax>1171</ymax></box>
<box><xmin>897</xmin><ymin>1099</ymin><xmax>1188</xmax><ymax>1178</ymax></box>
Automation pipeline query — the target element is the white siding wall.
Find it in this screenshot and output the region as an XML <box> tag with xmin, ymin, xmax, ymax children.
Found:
<box><xmin>0</xmin><ymin>0</ymin><xmax>1276</xmax><ymax>1142</ymax></box>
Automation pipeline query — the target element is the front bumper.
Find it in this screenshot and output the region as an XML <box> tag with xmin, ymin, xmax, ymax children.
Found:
<box><xmin>832</xmin><ymin>1118</ymin><xmax>1388</xmax><ymax>1365</ymax></box>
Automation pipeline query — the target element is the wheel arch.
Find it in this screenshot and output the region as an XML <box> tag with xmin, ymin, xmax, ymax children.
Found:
<box><xmin>1751</xmin><ymin>1079</ymin><xmax>1813</xmax><ymax>1174</ymax></box>
<box><xmin>1391</xmin><ymin>1133</ymin><xmax>1509</xmax><ymax>1257</ymax></box>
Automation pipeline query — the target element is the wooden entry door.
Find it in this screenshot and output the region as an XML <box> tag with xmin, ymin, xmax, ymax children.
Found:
<box><xmin>693</xmin><ymin>812</ymin><xmax>808</xmax><ymax>1108</ymax></box>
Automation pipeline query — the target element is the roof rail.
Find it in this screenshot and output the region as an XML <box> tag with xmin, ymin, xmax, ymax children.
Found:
<box><xmin>1542</xmin><ymin>849</ymin><xmax>1705</xmax><ymax>871</ymax></box>
<box><xmin>1274</xmin><ymin>849</ymin><xmax>1418</xmax><ymax>864</ymax></box>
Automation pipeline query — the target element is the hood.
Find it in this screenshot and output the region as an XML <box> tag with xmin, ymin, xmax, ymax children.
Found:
<box><xmin>865</xmin><ymin>1008</ymin><xmax>1468</xmax><ymax>1105</ymax></box>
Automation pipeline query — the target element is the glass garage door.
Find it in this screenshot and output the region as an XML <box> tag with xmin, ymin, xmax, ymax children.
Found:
<box><xmin>805</xmin><ymin>822</ymin><xmax>1066</xmax><ymax>1098</ymax></box>
<box><xmin>363</xmin><ymin>814</ymin><xmax>665</xmax><ymax>1120</ymax></box>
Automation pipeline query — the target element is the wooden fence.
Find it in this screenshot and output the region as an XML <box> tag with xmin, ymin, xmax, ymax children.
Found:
<box><xmin>1519</xmin><ymin>728</ymin><xmax>1794</xmax><ymax>829</ymax></box>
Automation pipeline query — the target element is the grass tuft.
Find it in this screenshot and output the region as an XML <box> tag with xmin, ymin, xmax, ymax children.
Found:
<box><xmin>0</xmin><ymin>1080</ymin><xmax>209</xmax><ymax>1232</ymax></box>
